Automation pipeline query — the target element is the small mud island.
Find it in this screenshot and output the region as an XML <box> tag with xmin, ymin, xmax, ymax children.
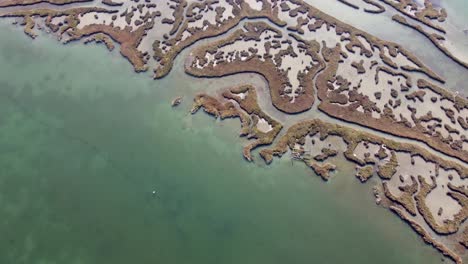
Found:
<box><xmin>1</xmin><ymin>0</ymin><xmax>467</xmax><ymax>262</ymax></box>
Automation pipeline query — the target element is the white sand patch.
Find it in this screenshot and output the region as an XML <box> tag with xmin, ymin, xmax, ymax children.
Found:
<box><xmin>244</xmin><ymin>0</ymin><xmax>263</xmax><ymax>11</ymax></box>
<box><xmin>256</xmin><ymin>118</ymin><xmax>273</xmax><ymax>133</ymax></box>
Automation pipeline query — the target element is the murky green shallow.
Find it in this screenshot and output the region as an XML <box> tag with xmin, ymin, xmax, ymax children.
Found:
<box><xmin>0</xmin><ymin>21</ymin><xmax>452</xmax><ymax>264</ymax></box>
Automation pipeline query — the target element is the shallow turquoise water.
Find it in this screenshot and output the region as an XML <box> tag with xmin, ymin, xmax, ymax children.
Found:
<box><xmin>0</xmin><ymin>22</ymin><xmax>450</xmax><ymax>264</ymax></box>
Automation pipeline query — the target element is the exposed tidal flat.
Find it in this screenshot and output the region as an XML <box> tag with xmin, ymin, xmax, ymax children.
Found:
<box><xmin>304</xmin><ymin>0</ymin><xmax>468</xmax><ymax>97</ymax></box>
<box><xmin>0</xmin><ymin>20</ymin><xmax>457</xmax><ymax>264</ymax></box>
